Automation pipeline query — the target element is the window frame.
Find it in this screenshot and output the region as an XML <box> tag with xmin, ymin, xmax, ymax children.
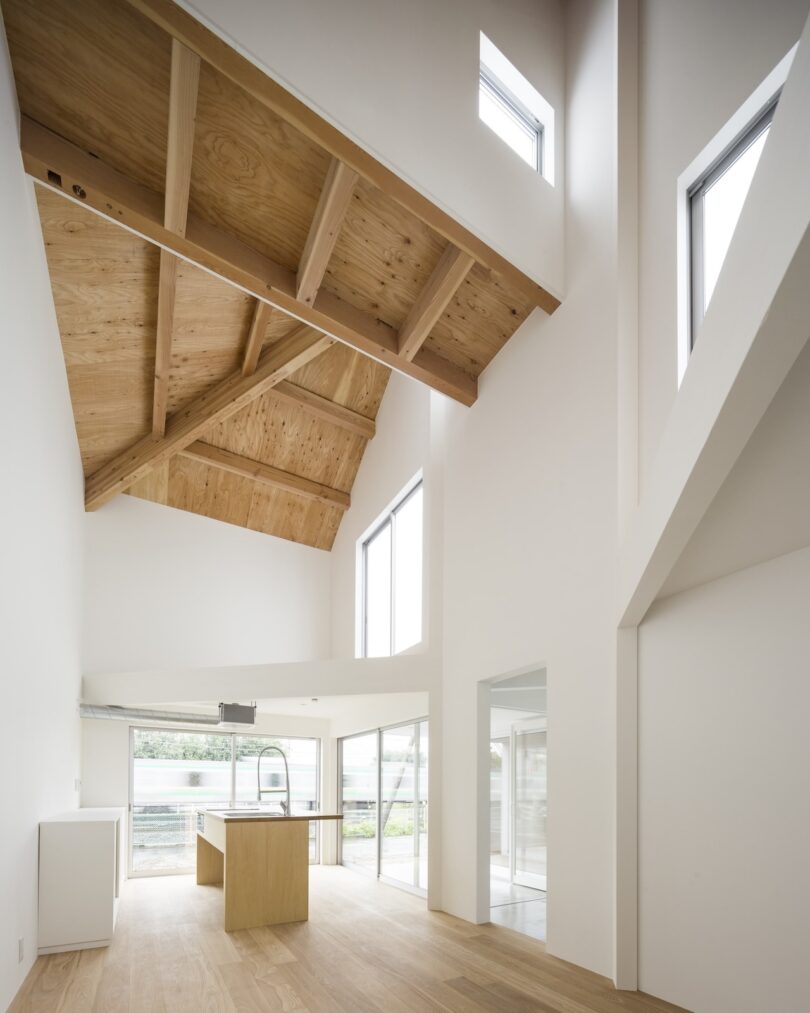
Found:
<box><xmin>688</xmin><ymin>95</ymin><xmax>779</xmax><ymax>349</ymax></box>
<box><xmin>128</xmin><ymin>725</ymin><xmax>321</xmax><ymax>877</ymax></box>
<box><xmin>338</xmin><ymin>716</ymin><xmax>429</xmax><ymax>897</ymax></box>
<box><xmin>361</xmin><ymin>479</ymin><xmax>424</xmax><ymax>658</ymax></box>
<box><xmin>478</xmin><ymin>67</ymin><xmax>544</xmax><ymax>174</ymax></box>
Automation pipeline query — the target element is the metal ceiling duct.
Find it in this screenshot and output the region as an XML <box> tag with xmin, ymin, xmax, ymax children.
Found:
<box><xmin>79</xmin><ymin>704</ymin><xmax>221</xmax><ymax>726</ymax></box>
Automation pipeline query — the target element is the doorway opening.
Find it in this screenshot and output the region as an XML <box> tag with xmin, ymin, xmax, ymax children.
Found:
<box><xmin>489</xmin><ymin>669</ymin><xmax>546</xmax><ymax>940</ymax></box>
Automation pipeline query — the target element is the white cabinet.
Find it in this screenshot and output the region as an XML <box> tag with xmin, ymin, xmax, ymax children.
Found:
<box><xmin>38</xmin><ymin>807</ymin><xmax>125</xmax><ymax>954</ymax></box>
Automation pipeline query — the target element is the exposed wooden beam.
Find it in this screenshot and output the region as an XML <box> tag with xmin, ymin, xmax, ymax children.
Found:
<box><xmin>152</xmin><ymin>41</ymin><xmax>201</xmax><ymax>435</ymax></box>
<box><xmin>22</xmin><ymin>118</ymin><xmax>477</xmax><ymax>407</ymax></box>
<box><xmin>85</xmin><ymin>325</ymin><xmax>333</xmax><ymax>510</ymax></box>
<box><xmin>269</xmin><ymin>381</ymin><xmax>376</xmax><ymax>440</ymax></box>
<box><xmin>153</xmin><ymin>251</ymin><xmax>178</xmax><ymax>433</ymax></box>
<box><xmin>297</xmin><ymin>158</ymin><xmax>358</xmax><ymax>306</ymax></box>
<box><xmin>242</xmin><ymin>300</ymin><xmax>274</xmax><ymax>377</ymax></box>
<box><xmin>181</xmin><ymin>441</ymin><xmax>350</xmax><ymax>510</ymax></box>
<box><xmin>398</xmin><ymin>244</ymin><xmax>475</xmax><ymax>361</ymax></box>
<box><xmin>124</xmin><ymin>0</ymin><xmax>560</xmax><ymax>316</ymax></box>
<box><xmin>164</xmin><ymin>40</ymin><xmax>200</xmax><ymax>235</ymax></box>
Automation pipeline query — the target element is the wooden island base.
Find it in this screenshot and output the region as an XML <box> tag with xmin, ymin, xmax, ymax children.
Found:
<box><xmin>196</xmin><ymin>811</ymin><xmax>341</xmax><ymax>932</ymax></box>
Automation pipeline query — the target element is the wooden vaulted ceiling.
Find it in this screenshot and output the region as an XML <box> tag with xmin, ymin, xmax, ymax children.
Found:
<box><xmin>2</xmin><ymin>0</ymin><xmax>559</xmax><ymax>550</ymax></box>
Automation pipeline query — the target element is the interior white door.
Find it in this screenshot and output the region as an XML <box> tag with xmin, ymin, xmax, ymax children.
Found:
<box><xmin>510</xmin><ymin>719</ymin><xmax>547</xmax><ymax>891</ymax></box>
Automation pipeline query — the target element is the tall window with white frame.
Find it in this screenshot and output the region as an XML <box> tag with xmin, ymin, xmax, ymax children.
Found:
<box><xmin>688</xmin><ymin>96</ymin><xmax>777</xmax><ymax>349</ymax></box>
<box><xmin>478</xmin><ymin>32</ymin><xmax>555</xmax><ymax>184</ymax></box>
<box><xmin>362</xmin><ymin>480</ymin><xmax>423</xmax><ymax>658</ymax></box>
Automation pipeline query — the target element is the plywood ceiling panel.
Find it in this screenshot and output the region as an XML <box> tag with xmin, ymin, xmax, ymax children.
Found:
<box><xmin>2</xmin><ymin>0</ymin><xmax>171</xmax><ymax>193</ymax></box>
<box><xmin>190</xmin><ymin>63</ymin><xmax>331</xmax><ymax>273</ymax></box>
<box><xmin>36</xmin><ymin>189</ymin><xmax>157</xmax><ymax>476</ymax></box>
<box><xmin>166</xmin><ymin>262</ymin><xmax>254</xmax><ymax>415</ymax></box>
<box><xmin>323</xmin><ymin>178</ymin><xmax>446</xmax><ymax>331</ymax></box>
<box><xmin>428</xmin><ymin>264</ymin><xmax>535</xmax><ymax>376</ymax></box>
<box><xmin>4</xmin><ymin>0</ymin><xmax>559</xmax><ymax>549</ymax></box>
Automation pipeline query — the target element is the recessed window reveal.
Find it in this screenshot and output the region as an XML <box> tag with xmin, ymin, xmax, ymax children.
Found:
<box><xmin>479</xmin><ymin>32</ymin><xmax>555</xmax><ymax>184</ymax></box>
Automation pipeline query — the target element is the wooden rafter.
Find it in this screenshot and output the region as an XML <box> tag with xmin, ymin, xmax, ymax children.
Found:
<box><xmin>85</xmin><ymin>325</ymin><xmax>333</xmax><ymax>510</ymax></box>
<box><xmin>163</xmin><ymin>40</ymin><xmax>200</xmax><ymax>235</ymax></box>
<box><xmin>268</xmin><ymin>381</ymin><xmax>375</xmax><ymax>440</ymax></box>
<box><xmin>153</xmin><ymin>40</ymin><xmax>200</xmax><ymax>435</ymax></box>
<box><xmin>22</xmin><ymin>118</ymin><xmax>477</xmax><ymax>406</ymax></box>
<box><xmin>241</xmin><ymin>301</ymin><xmax>274</xmax><ymax>377</ymax></box>
<box><xmin>181</xmin><ymin>442</ymin><xmax>350</xmax><ymax>510</ymax></box>
<box><xmin>241</xmin><ymin>158</ymin><xmax>357</xmax><ymax>377</ymax></box>
<box><xmin>297</xmin><ymin>158</ymin><xmax>358</xmax><ymax>306</ymax></box>
<box><xmin>123</xmin><ymin>0</ymin><xmax>560</xmax><ymax>316</ymax></box>
<box><xmin>398</xmin><ymin>244</ymin><xmax>475</xmax><ymax>361</ymax></box>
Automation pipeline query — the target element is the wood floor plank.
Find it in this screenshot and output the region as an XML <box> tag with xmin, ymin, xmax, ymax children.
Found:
<box><xmin>8</xmin><ymin>868</ymin><xmax>689</xmax><ymax>1013</ymax></box>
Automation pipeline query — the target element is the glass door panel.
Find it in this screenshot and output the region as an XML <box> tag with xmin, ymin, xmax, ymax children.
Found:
<box><xmin>131</xmin><ymin>728</ymin><xmax>232</xmax><ymax>875</ymax></box>
<box><xmin>340</xmin><ymin>733</ymin><xmax>378</xmax><ymax>873</ymax></box>
<box><xmin>416</xmin><ymin>720</ymin><xmax>428</xmax><ymax>890</ymax></box>
<box><xmin>512</xmin><ymin>724</ymin><xmax>547</xmax><ymax>890</ymax></box>
<box><xmin>130</xmin><ymin>728</ymin><xmax>321</xmax><ymax>875</ymax></box>
<box><xmin>381</xmin><ymin>724</ymin><xmax>417</xmax><ymax>887</ymax></box>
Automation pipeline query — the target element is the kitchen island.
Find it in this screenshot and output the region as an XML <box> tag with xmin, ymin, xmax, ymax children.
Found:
<box><xmin>196</xmin><ymin>809</ymin><xmax>342</xmax><ymax>931</ymax></box>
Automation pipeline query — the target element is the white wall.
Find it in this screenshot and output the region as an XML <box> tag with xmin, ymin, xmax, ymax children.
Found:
<box><xmin>329</xmin><ymin>692</ymin><xmax>429</xmax><ymax>740</ymax></box>
<box><xmin>636</xmin><ymin>0</ymin><xmax>810</xmax><ymax>493</ymax></box>
<box><xmin>0</xmin><ymin>26</ymin><xmax>85</xmax><ymax>1010</ymax></box>
<box><xmin>182</xmin><ymin>0</ymin><xmax>565</xmax><ymax>295</ymax></box>
<box><xmin>322</xmin><ymin>0</ymin><xmax>619</xmax><ymax>977</ymax></box>
<box><xmin>83</xmin><ymin>495</ymin><xmax>331</xmax><ymax>674</ymax></box>
<box><xmin>638</xmin><ymin>547</ymin><xmax>810</xmax><ymax>1012</ymax></box>
<box><xmin>441</xmin><ymin>0</ymin><xmax>617</xmax><ymax>979</ymax></box>
<box><xmin>660</xmin><ymin>338</ymin><xmax>810</xmax><ymax>598</ymax></box>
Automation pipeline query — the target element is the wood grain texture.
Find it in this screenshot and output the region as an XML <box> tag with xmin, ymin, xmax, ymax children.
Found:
<box><xmin>4</xmin><ymin>0</ymin><xmax>554</xmax><ymax>548</ymax></box>
<box><xmin>152</xmin><ymin>40</ymin><xmax>200</xmax><ymax>434</ymax></box>
<box><xmin>398</xmin><ymin>243</ymin><xmax>475</xmax><ymax>361</ymax></box>
<box><xmin>85</xmin><ymin>326</ymin><xmax>333</xmax><ymax>509</ymax></box>
<box><xmin>36</xmin><ymin>193</ymin><xmax>385</xmax><ymax>547</ymax></box>
<box><xmin>126</xmin><ymin>461</ymin><xmax>170</xmax><ymax>505</ymax></box>
<box><xmin>122</xmin><ymin>0</ymin><xmax>561</xmax><ymax>313</ymax></box>
<box><xmin>196</xmin><ymin>833</ymin><xmax>224</xmax><ymax>885</ymax></box>
<box><xmin>241</xmin><ymin>300</ymin><xmax>274</xmax><ymax>377</ymax></box>
<box><xmin>164</xmin><ymin>40</ymin><xmax>200</xmax><ymax>235</ymax></box>
<box><xmin>21</xmin><ymin>119</ymin><xmax>477</xmax><ymax>405</ymax></box>
<box><xmin>2</xmin><ymin>0</ymin><xmax>171</xmax><ymax>192</ymax></box>
<box><xmin>269</xmin><ymin>380</ymin><xmax>376</xmax><ymax>440</ymax></box>
<box><xmin>297</xmin><ymin>158</ymin><xmax>358</xmax><ymax>306</ymax></box>
<box><xmin>152</xmin><ymin>250</ymin><xmax>178</xmax><ymax>434</ymax></box>
<box><xmin>223</xmin><ymin>820</ymin><xmax>310</xmax><ymax>932</ymax></box>
<box><xmin>35</xmin><ymin>188</ymin><xmax>158</xmax><ymax>477</ymax></box>
<box><xmin>181</xmin><ymin>442</ymin><xmax>350</xmax><ymax>510</ymax></box>
<box><xmin>9</xmin><ymin>869</ymin><xmax>687</xmax><ymax>1013</ymax></box>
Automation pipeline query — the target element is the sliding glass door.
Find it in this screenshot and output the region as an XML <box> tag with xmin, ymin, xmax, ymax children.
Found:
<box><xmin>339</xmin><ymin>719</ymin><xmax>428</xmax><ymax>894</ymax></box>
<box><xmin>511</xmin><ymin>721</ymin><xmax>547</xmax><ymax>890</ymax></box>
<box><xmin>130</xmin><ymin>727</ymin><xmax>320</xmax><ymax>876</ymax></box>
<box><xmin>339</xmin><ymin>732</ymin><xmax>378</xmax><ymax>873</ymax></box>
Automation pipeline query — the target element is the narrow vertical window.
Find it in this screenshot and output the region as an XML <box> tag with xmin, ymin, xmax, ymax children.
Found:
<box><xmin>479</xmin><ymin>69</ymin><xmax>542</xmax><ymax>172</ymax></box>
<box><xmin>479</xmin><ymin>33</ymin><xmax>555</xmax><ymax>184</ymax></box>
<box><xmin>689</xmin><ymin>98</ymin><xmax>777</xmax><ymax>347</ymax></box>
<box><xmin>362</xmin><ymin>481</ymin><xmax>423</xmax><ymax>657</ymax></box>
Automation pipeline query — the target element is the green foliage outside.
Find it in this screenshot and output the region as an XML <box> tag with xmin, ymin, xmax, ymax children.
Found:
<box><xmin>343</xmin><ymin>816</ymin><xmax>417</xmax><ymax>839</ymax></box>
<box><xmin>134</xmin><ymin>730</ymin><xmax>282</xmax><ymax>762</ymax></box>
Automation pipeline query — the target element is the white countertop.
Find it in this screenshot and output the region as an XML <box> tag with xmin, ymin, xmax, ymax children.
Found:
<box><xmin>199</xmin><ymin>808</ymin><xmax>342</xmax><ymax>823</ymax></box>
<box><xmin>41</xmin><ymin>807</ymin><xmax>126</xmax><ymax>823</ymax></box>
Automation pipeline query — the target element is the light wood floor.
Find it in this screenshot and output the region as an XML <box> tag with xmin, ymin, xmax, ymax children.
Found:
<box><xmin>10</xmin><ymin>867</ymin><xmax>688</xmax><ymax>1012</ymax></box>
